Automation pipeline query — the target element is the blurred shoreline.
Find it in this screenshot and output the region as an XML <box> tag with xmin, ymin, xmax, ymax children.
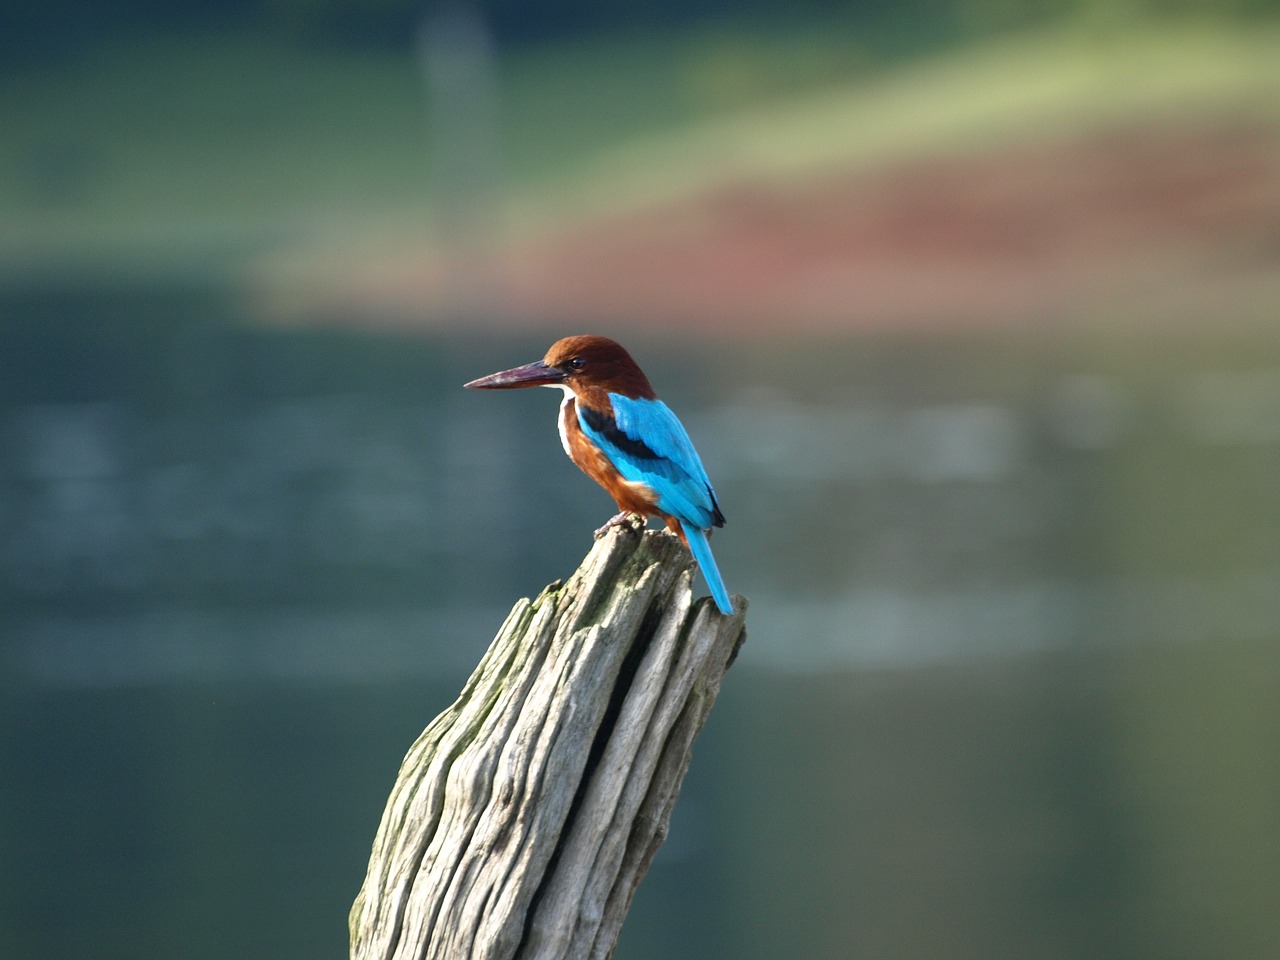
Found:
<box><xmin>5</xmin><ymin>25</ymin><xmax>1280</xmax><ymax>334</ymax></box>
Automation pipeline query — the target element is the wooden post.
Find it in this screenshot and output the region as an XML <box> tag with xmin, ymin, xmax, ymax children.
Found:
<box><xmin>350</xmin><ymin>527</ymin><xmax>747</xmax><ymax>960</ymax></box>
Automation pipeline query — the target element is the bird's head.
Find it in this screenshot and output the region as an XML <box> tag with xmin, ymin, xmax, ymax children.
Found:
<box><xmin>464</xmin><ymin>335</ymin><xmax>656</xmax><ymax>400</ymax></box>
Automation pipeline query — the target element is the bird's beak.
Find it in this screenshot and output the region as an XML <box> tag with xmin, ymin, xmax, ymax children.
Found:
<box><xmin>464</xmin><ymin>359</ymin><xmax>565</xmax><ymax>390</ymax></box>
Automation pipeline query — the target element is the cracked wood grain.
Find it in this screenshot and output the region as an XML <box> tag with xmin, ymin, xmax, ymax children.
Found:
<box><xmin>350</xmin><ymin>528</ymin><xmax>747</xmax><ymax>960</ymax></box>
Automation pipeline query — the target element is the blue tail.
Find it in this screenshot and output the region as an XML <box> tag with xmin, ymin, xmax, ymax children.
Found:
<box><xmin>684</xmin><ymin>526</ymin><xmax>733</xmax><ymax>615</ymax></box>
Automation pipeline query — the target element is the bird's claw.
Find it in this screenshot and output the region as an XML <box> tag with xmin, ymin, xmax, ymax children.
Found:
<box><xmin>594</xmin><ymin>512</ymin><xmax>645</xmax><ymax>539</ymax></box>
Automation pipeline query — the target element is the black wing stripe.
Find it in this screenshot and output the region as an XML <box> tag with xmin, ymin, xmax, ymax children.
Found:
<box><xmin>579</xmin><ymin>404</ymin><xmax>663</xmax><ymax>462</ymax></box>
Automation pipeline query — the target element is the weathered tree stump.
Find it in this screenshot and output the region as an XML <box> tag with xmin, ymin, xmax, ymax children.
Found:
<box><xmin>350</xmin><ymin>527</ymin><xmax>747</xmax><ymax>960</ymax></box>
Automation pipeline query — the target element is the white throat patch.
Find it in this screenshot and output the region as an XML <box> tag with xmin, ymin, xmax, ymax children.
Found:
<box><xmin>545</xmin><ymin>383</ymin><xmax>575</xmax><ymax>458</ymax></box>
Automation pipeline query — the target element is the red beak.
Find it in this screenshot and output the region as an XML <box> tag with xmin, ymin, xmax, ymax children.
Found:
<box><xmin>464</xmin><ymin>359</ymin><xmax>565</xmax><ymax>390</ymax></box>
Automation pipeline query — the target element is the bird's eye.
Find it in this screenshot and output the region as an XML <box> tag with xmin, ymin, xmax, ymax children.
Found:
<box><xmin>567</xmin><ymin>357</ymin><xmax>586</xmax><ymax>371</ymax></box>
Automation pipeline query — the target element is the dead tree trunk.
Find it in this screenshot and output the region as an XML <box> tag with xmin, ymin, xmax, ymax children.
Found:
<box><xmin>349</xmin><ymin>527</ymin><xmax>747</xmax><ymax>960</ymax></box>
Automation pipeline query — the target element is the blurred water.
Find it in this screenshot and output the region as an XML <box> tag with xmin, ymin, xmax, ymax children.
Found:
<box><xmin>1</xmin><ymin>281</ymin><xmax>1277</xmax><ymax>960</ymax></box>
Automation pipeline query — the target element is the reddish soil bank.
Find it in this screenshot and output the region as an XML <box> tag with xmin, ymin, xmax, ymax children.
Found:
<box><xmin>272</xmin><ymin>122</ymin><xmax>1280</xmax><ymax>334</ymax></box>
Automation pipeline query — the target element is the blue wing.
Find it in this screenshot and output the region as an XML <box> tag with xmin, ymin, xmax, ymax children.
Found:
<box><xmin>577</xmin><ymin>393</ymin><xmax>724</xmax><ymax>531</ymax></box>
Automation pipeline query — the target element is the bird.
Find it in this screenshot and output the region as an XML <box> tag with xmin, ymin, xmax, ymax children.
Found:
<box><xmin>465</xmin><ymin>335</ymin><xmax>733</xmax><ymax>615</ymax></box>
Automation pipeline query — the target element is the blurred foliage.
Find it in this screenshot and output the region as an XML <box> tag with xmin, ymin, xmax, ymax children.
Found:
<box><xmin>5</xmin><ymin>0</ymin><xmax>1280</xmax><ymax>64</ymax></box>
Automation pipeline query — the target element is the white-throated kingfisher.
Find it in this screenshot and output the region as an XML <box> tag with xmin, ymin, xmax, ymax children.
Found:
<box><xmin>465</xmin><ymin>335</ymin><xmax>733</xmax><ymax>615</ymax></box>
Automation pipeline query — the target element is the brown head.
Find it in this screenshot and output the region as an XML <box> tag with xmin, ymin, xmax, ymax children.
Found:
<box><xmin>464</xmin><ymin>335</ymin><xmax>657</xmax><ymax>401</ymax></box>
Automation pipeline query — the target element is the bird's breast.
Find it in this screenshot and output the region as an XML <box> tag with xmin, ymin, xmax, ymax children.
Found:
<box><xmin>559</xmin><ymin>394</ymin><xmax>662</xmax><ymax>517</ymax></box>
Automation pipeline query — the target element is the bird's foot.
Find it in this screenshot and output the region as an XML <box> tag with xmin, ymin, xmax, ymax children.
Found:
<box><xmin>594</xmin><ymin>512</ymin><xmax>645</xmax><ymax>539</ymax></box>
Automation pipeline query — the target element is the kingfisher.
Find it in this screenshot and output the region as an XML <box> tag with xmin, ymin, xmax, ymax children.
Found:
<box><xmin>465</xmin><ymin>335</ymin><xmax>733</xmax><ymax>615</ymax></box>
